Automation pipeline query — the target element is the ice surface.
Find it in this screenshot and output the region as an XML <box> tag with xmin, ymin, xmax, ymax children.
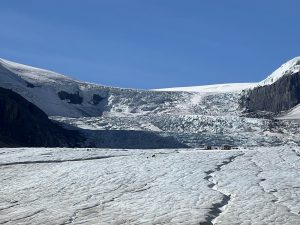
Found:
<box><xmin>0</xmin><ymin>147</ymin><xmax>299</xmax><ymax>225</ymax></box>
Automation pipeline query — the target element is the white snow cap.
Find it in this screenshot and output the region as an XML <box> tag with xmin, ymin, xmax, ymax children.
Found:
<box><xmin>154</xmin><ymin>83</ymin><xmax>256</xmax><ymax>93</ymax></box>
<box><xmin>259</xmin><ymin>56</ymin><xmax>300</xmax><ymax>86</ymax></box>
<box><xmin>0</xmin><ymin>58</ymin><xmax>71</xmax><ymax>82</ymax></box>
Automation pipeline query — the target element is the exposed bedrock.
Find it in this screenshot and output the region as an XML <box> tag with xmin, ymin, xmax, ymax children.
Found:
<box><xmin>57</xmin><ymin>91</ymin><xmax>106</xmax><ymax>106</ymax></box>
<box><xmin>241</xmin><ymin>72</ymin><xmax>300</xmax><ymax>113</ymax></box>
<box><xmin>58</xmin><ymin>91</ymin><xmax>83</xmax><ymax>104</ymax></box>
<box><xmin>91</xmin><ymin>94</ymin><xmax>105</xmax><ymax>105</ymax></box>
<box><xmin>0</xmin><ymin>87</ymin><xmax>83</xmax><ymax>147</ymax></box>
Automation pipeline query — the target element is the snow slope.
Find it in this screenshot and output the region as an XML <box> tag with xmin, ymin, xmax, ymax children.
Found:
<box><xmin>0</xmin><ymin>58</ymin><xmax>72</xmax><ymax>83</ymax></box>
<box><xmin>0</xmin><ymin>58</ymin><xmax>107</xmax><ymax>117</ymax></box>
<box><xmin>0</xmin><ymin>58</ymin><xmax>246</xmax><ymax>118</ymax></box>
<box><xmin>0</xmin><ymin>147</ymin><xmax>299</xmax><ymax>225</ymax></box>
<box><xmin>259</xmin><ymin>56</ymin><xmax>300</xmax><ymax>86</ymax></box>
<box><xmin>154</xmin><ymin>83</ymin><xmax>256</xmax><ymax>93</ymax></box>
<box><xmin>278</xmin><ymin>104</ymin><xmax>300</xmax><ymax>120</ymax></box>
<box><xmin>0</xmin><ymin>58</ymin><xmax>257</xmax><ymax>117</ymax></box>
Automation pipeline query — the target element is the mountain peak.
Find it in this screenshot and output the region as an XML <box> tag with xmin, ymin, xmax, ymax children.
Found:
<box><xmin>259</xmin><ymin>56</ymin><xmax>300</xmax><ymax>86</ymax></box>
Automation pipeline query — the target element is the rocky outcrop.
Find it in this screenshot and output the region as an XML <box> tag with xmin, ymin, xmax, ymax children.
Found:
<box><xmin>241</xmin><ymin>72</ymin><xmax>300</xmax><ymax>113</ymax></box>
<box><xmin>58</xmin><ymin>91</ymin><xmax>83</xmax><ymax>104</ymax></box>
<box><xmin>91</xmin><ymin>94</ymin><xmax>105</xmax><ymax>105</ymax></box>
<box><xmin>0</xmin><ymin>87</ymin><xmax>83</xmax><ymax>147</ymax></box>
<box><xmin>25</xmin><ymin>81</ymin><xmax>35</xmax><ymax>88</ymax></box>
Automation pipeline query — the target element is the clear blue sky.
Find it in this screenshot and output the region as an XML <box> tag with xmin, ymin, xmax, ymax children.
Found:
<box><xmin>1</xmin><ymin>1</ymin><xmax>300</xmax><ymax>89</ymax></box>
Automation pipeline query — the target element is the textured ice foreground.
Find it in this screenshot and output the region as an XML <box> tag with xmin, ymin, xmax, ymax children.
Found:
<box><xmin>0</xmin><ymin>147</ymin><xmax>299</xmax><ymax>225</ymax></box>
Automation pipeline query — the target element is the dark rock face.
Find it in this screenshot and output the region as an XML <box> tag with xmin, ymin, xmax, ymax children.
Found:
<box><xmin>58</xmin><ymin>91</ymin><xmax>83</xmax><ymax>104</ymax></box>
<box><xmin>241</xmin><ymin>72</ymin><xmax>300</xmax><ymax>113</ymax></box>
<box><xmin>25</xmin><ymin>81</ymin><xmax>35</xmax><ymax>88</ymax></box>
<box><xmin>91</xmin><ymin>94</ymin><xmax>105</xmax><ymax>105</ymax></box>
<box><xmin>0</xmin><ymin>87</ymin><xmax>83</xmax><ymax>147</ymax></box>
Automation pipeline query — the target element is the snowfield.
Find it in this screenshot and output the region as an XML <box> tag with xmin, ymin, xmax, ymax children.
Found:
<box><xmin>154</xmin><ymin>83</ymin><xmax>256</xmax><ymax>93</ymax></box>
<box><xmin>0</xmin><ymin>147</ymin><xmax>299</xmax><ymax>225</ymax></box>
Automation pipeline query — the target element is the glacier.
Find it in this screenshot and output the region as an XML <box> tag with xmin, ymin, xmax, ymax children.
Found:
<box><xmin>0</xmin><ymin>147</ymin><xmax>299</xmax><ymax>225</ymax></box>
<box><xmin>2</xmin><ymin>57</ymin><xmax>300</xmax><ymax>147</ymax></box>
<box><xmin>1</xmin><ymin>57</ymin><xmax>300</xmax><ymax>224</ymax></box>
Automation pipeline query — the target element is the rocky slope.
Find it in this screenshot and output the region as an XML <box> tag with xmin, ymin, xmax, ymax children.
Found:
<box><xmin>0</xmin><ymin>87</ymin><xmax>82</xmax><ymax>147</ymax></box>
<box><xmin>241</xmin><ymin>57</ymin><xmax>300</xmax><ymax>114</ymax></box>
<box><xmin>242</xmin><ymin>71</ymin><xmax>300</xmax><ymax>113</ymax></box>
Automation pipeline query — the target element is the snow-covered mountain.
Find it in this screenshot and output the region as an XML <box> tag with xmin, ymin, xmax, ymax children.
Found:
<box><xmin>1</xmin><ymin>57</ymin><xmax>300</xmax><ymax>147</ymax></box>
<box><xmin>259</xmin><ymin>56</ymin><xmax>300</xmax><ymax>86</ymax></box>
<box><xmin>0</xmin><ymin>58</ymin><xmax>256</xmax><ymax>118</ymax></box>
<box><xmin>242</xmin><ymin>57</ymin><xmax>300</xmax><ymax>115</ymax></box>
<box><xmin>0</xmin><ymin>58</ymin><xmax>111</xmax><ymax>117</ymax></box>
<box><xmin>2</xmin><ymin>58</ymin><xmax>241</xmax><ymax>118</ymax></box>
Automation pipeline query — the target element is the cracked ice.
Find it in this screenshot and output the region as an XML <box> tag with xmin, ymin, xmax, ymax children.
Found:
<box><xmin>0</xmin><ymin>147</ymin><xmax>299</xmax><ymax>225</ymax></box>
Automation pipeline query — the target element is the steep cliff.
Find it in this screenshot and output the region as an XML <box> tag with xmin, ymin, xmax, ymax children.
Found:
<box><xmin>0</xmin><ymin>87</ymin><xmax>82</xmax><ymax>147</ymax></box>
<box><xmin>241</xmin><ymin>72</ymin><xmax>300</xmax><ymax>113</ymax></box>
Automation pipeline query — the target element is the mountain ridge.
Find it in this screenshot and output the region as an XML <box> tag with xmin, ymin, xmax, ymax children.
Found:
<box><xmin>1</xmin><ymin>57</ymin><xmax>300</xmax><ymax>147</ymax></box>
